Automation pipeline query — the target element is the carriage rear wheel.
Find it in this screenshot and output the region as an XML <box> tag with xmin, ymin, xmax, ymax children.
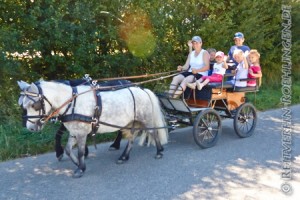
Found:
<box><xmin>193</xmin><ymin>109</ymin><xmax>222</xmax><ymax>148</ymax></box>
<box><xmin>233</xmin><ymin>103</ymin><xmax>257</xmax><ymax>138</ymax></box>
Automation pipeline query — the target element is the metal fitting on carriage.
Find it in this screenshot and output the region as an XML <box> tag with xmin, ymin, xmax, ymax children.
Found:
<box><xmin>83</xmin><ymin>74</ymin><xmax>92</xmax><ymax>81</ymax></box>
<box><xmin>170</xmin><ymin>123</ymin><xmax>180</xmax><ymax>130</ymax></box>
<box><xmin>182</xmin><ymin>118</ymin><xmax>190</xmax><ymax>123</ymax></box>
<box><xmin>92</xmin><ymin>80</ymin><xmax>98</xmax><ymax>87</ymax></box>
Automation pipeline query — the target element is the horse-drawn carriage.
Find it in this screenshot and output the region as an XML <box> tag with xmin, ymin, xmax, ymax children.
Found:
<box><xmin>158</xmin><ymin>72</ymin><xmax>259</xmax><ymax>148</ymax></box>
<box><xmin>18</xmin><ymin>70</ymin><xmax>259</xmax><ymax>177</ymax></box>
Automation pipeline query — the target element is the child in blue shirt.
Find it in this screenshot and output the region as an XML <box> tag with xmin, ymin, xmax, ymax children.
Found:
<box><xmin>228</xmin><ymin>32</ymin><xmax>250</xmax><ymax>65</ymax></box>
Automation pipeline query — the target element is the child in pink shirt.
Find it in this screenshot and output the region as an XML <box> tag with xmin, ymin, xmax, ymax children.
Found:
<box><xmin>247</xmin><ymin>49</ymin><xmax>262</xmax><ymax>87</ymax></box>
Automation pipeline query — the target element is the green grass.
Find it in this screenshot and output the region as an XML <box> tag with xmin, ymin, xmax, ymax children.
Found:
<box><xmin>0</xmin><ymin>121</ymin><xmax>118</xmax><ymax>162</ymax></box>
<box><xmin>246</xmin><ymin>80</ymin><xmax>300</xmax><ymax>111</ymax></box>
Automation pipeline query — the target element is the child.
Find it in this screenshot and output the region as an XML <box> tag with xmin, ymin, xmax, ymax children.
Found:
<box><xmin>232</xmin><ymin>49</ymin><xmax>249</xmax><ymax>87</ymax></box>
<box><xmin>187</xmin><ymin>51</ymin><xmax>228</xmax><ymax>90</ymax></box>
<box><xmin>247</xmin><ymin>49</ymin><xmax>262</xmax><ymax>87</ymax></box>
<box><xmin>228</xmin><ymin>32</ymin><xmax>250</xmax><ymax>64</ymax></box>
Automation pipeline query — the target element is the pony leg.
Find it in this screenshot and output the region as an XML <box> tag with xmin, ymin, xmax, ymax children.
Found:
<box><xmin>55</xmin><ymin>124</ymin><xmax>66</xmax><ymax>161</ymax></box>
<box><xmin>151</xmin><ymin>131</ymin><xmax>164</xmax><ymax>159</ymax></box>
<box><xmin>109</xmin><ymin>130</ymin><xmax>122</xmax><ymax>151</ymax></box>
<box><xmin>65</xmin><ymin>135</ymin><xmax>79</xmax><ymax>166</ymax></box>
<box><xmin>116</xmin><ymin>131</ymin><xmax>134</xmax><ymax>164</ymax></box>
<box><xmin>73</xmin><ymin>134</ymin><xmax>87</xmax><ymax>178</ymax></box>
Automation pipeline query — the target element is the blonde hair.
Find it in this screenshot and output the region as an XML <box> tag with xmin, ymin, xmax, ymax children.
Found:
<box><xmin>249</xmin><ymin>49</ymin><xmax>260</xmax><ymax>58</ymax></box>
<box><xmin>233</xmin><ymin>49</ymin><xmax>244</xmax><ymax>57</ymax></box>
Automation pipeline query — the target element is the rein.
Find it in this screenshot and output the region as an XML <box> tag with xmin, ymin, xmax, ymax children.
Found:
<box><xmin>94</xmin><ymin>70</ymin><xmax>178</xmax><ymax>81</ymax></box>
<box><xmin>43</xmin><ymin>71</ymin><xmax>181</xmax><ymax>124</ymax></box>
<box><xmin>98</xmin><ymin>120</ymin><xmax>170</xmax><ymax>131</ymax></box>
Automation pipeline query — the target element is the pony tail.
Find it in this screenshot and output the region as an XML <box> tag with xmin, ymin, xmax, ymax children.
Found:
<box><xmin>138</xmin><ymin>89</ymin><xmax>168</xmax><ymax>146</ymax></box>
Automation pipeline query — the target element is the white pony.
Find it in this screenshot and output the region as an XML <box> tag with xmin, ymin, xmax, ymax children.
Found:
<box><xmin>18</xmin><ymin>80</ymin><xmax>168</xmax><ymax>178</ymax></box>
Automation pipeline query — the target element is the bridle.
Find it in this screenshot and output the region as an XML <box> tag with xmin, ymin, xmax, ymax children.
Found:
<box><xmin>21</xmin><ymin>84</ymin><xmax>53</xmax><ymax>129</ymax></box>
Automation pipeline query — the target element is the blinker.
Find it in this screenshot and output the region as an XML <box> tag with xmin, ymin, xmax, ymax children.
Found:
<box><xmin>32</xmin><ymin>100</ymin><xmax>43</xmax><ymax>111</ymax></box>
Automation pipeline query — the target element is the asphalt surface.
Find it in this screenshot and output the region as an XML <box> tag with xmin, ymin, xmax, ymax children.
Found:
<box><xmin>0</xmin><ymin>105</ymin><xmax>299</xmax><ymax>200</ymax></box>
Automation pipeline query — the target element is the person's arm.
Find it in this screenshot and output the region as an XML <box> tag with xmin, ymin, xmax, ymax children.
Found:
<box><xmin>243</xmin><ymin>54</ymin><xmax>249</xmax><ymax>69</ymax></box>
<box><xmin>223</xmin><ymin>56</ymin><xmax>228</xmax><ymax>69</ymax></box>
<box><xmin>187</xmin><ymin>40</ymin><xmax>192</xmax><ymax>53</ymax></box>
<box><xmin>228</xmin><ymin>46</ymin><xmax>234</xmax><ymax>61</ymax></box>
<box><xmin>249</xmin><ymin>69</ymin><xmax>262</xmax><ymax>78</ymax></box>
<box><xmin>177</xmin><ymin>54</ymin><xmax>191</xmax><ymax>71</ymax></box>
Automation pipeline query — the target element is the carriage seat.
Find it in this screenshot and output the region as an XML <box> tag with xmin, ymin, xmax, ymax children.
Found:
<box><xmin>206</xmin><ymin>73</ymin><xmax>260</xmax><ymax>93</ymax></box>
<box><xmin>207</xmin><ymin>81</ymin><xmax>234</xmax><ymax>89</ymax></box>
<box><xmin>233</xmin><ymin>85</ymin><xmax>257</xmax><ymax>92</ymax></box>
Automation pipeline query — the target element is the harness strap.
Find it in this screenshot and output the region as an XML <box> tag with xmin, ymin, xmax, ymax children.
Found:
<box><xmin>71</xmin><ymin>87</ymin><xmax>78</xmax><ymax>115</ymax></box>
<box><xmin>127</xmin><ymin>88</ymin><xmax>136</xmax><ymax>134</ymax></box>
<box><xmin>60</xmin><ymin>87</ymin><xmax>92</xmax><ymax>123</ymax></box>
<box><xmin>98</xmin><ymin>120</ymin><xmax>171</xmax><ymax>131</ymax></box>
<box><xmin>60</xmin><ymin>113</ymin><xmax>93</xmax><ymax>123</ymax></box>
<box><xmin>91</xmin><ymin>91</ymin><xmax>102</xmax><ymax>134</ymax></box>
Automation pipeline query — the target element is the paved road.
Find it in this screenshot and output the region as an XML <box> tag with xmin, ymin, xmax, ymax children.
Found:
<box><xmin>1</xmin><ymin>105</ymin><xmax>299</xmax><ymax>200</ymax></box>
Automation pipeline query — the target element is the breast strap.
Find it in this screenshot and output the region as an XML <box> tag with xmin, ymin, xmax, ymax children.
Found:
<box><xmin>60</xmin><ymin>87</ymin><xmax>102</xmax><ymax>135</ymax></box>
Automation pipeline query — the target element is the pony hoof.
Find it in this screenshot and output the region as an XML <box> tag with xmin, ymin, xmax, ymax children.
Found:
<box><xmin>116</xmin><ymin>156</ymin><xmax>128</xmax><ymax>164</ymax></box>
<box><xmin>57</xmin><ymin>154</ymin><xmax>63</xmax><ymax>161</ymax></box>
<box><xmin>109</xmin><ymin>146</ymin><xmax>120</xmax><ymax>151</ymax></box>
<box><xmin>116</xmin><ymin>159</ymin><xmax>125</xmax><ymax>164</ymax></box>
<box><xmin>155</xmin><ymin>153</ymin><xmax>163</xmax><ymax>159</ymax></box>
<box><xmin>73</xmin><ymin>168</ymin><xmax>84</xmax><ymax>178</ymax></box>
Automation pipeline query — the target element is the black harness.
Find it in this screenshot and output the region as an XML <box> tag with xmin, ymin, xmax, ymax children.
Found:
<box><xmin>59</xmin><ymin>86</ymin><xmax>103</xmax><ymax>135</ymax></box>
<box><xmin>57</xmin><ymin>79</ymin><xmax>132</xmax><ymax>135</ymax></box>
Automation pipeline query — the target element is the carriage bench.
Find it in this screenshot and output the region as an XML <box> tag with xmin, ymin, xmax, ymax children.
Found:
<box><xmin>184</xmin><ymin>77</ymin><xmax>259</xmax><ymax>112</ymax></box>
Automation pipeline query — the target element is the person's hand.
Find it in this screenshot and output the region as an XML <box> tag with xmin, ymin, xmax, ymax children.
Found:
<box><xmin>187</xmin><ymin>40</ymin><xmax>192</xmax><ymax>48</ymax></box>
<box><xmin>223</xmin><ymin>55</ymin><xmax>228</xmax><ymax>62</ymax></box>
<box><xmin>192</xmin><ymin>68</ymin><xmax>198</xmax><ymax>74</ymax></box>
<box><xmin>248</xmin><ymin>69</ymin><xmax>253</xmax><ymax>75</ymax></box>
<box><xmin>177</xmin><ymin>65</ymin><xmax>183</xmax><ymax>71</ymax></box>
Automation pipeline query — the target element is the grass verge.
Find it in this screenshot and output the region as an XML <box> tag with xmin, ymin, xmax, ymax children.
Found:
<box><xmin>0</xmin><ymin>121</ymin><xmax>118</xmax><ymax>162</ymax></box>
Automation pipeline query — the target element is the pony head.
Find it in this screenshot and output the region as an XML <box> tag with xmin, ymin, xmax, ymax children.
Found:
<box><xmin>18</xmin><ymin>81</ymin><xmax>52</xmax><ymax>132</ymax></box>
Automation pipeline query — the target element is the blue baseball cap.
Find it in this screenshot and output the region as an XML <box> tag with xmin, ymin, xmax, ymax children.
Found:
<box><xmin>192</xmin><ymin>36</ymin><xmax>202</xmax><ymax>43</ymax></box>
<box><xmin>234</xmin><ymin>32</ymin><xmax>244</xmax><ymax>39</ymax></box>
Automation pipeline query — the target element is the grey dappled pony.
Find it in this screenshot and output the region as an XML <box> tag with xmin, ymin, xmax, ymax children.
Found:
<box><xmin>18</xmin><ymin>81</ymin><xmax>168</xmax><ymax>178</ymax></box>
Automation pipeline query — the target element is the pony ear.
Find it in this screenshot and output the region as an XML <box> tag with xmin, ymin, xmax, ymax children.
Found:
<box><xmin>18</xmin><ymin>95</ymin><xmax>24</xmax><ymax>106</ymax></box>
<box><xmin>17</xmin><ymin>81</ymin><xmax>30</xmax><ymax>91</ymax></box>
<box><xmin>29</xmin><ymin>82</ymin><xmax>39</xmax><ymax>94</ymax></box>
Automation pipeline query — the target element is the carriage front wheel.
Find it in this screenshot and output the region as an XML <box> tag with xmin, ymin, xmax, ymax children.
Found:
<box><xmin>193</xmin><ymin>109</ymin><xmax>222</xmax><ymax>149</ymax></box>
<box><xmin>233</xmin><ymin>103</ymin><xmax>257</xmax><ymax>138</ymax></box>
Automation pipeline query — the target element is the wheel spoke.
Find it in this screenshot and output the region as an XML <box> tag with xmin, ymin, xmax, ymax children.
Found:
<box><xmin>198</xmin><ymin>114</ymin><xmax>219</xmax><ymax>142</ymax></box>
<box><xmin>200</xmin><ymin>118</ymin><xmax>209</xmax><ymax>128</ymax></box>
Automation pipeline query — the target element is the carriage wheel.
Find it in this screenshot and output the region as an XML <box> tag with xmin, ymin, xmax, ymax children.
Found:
<box><xmin>193</xmin><ymin>109</ymin><xmax>222</xmax><ymax>148</ymax></box>
<box><xmin>233</xmin><ymin>103</ymin><xmax>257</xmax><ymax>138</ymax></box>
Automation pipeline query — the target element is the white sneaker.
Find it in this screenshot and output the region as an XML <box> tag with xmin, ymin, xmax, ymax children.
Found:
<box><xmin>187</xmin><ymin>82</ymin><xmax>196</xmax><ymax>90</ymax></box>
<box><xmin>196</xmin><ymin>82</ymin><xmax>203</xmax><ymax>90</ymax></box>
